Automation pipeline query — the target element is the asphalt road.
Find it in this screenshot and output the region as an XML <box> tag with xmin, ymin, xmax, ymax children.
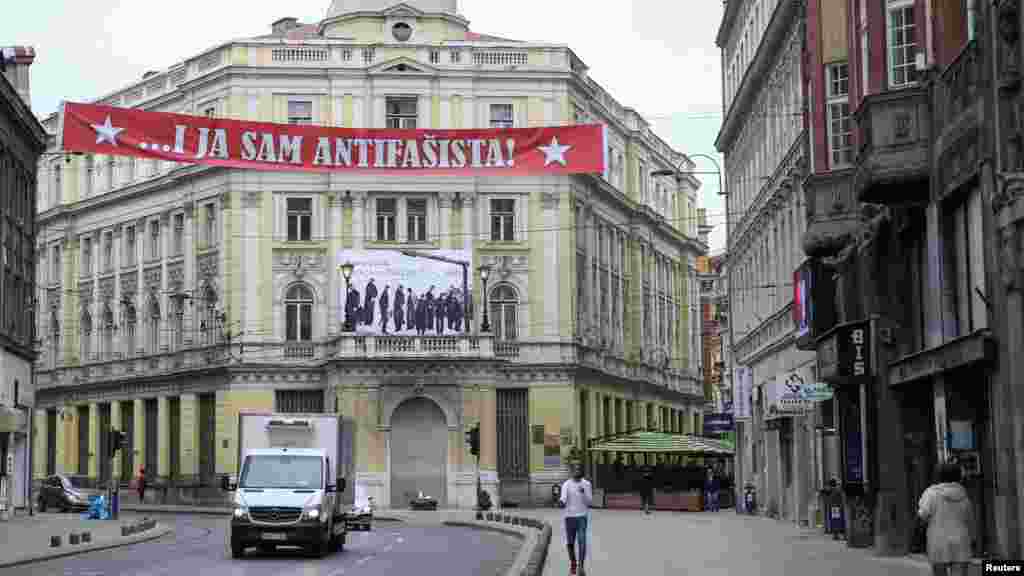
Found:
<box><xmin>4</xmin><ymin>514</ymin><xmax>522</xmax><ymax>576</ymax></box>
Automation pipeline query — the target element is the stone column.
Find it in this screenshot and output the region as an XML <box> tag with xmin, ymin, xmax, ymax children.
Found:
<box><xmin>111</xmin><ymin>401</ymin><xmax>122</xmax><ymax>483</ymax></box>
<box><xmin>183</xmin><ymin>201</ymin><xmax>196</xmax><ymax>346</ymax></box>
<box><xmin>135</xmin><ymin>217</ymin><xmax>148</xmax><ymax>358</ymax></box>
<box><xmin>179</xmin><ymin>394</ymin><xmax>199</xmax><ymax>482</ymax></box>
<box><xmin>461</xmin><ymin>191</ymin><xmax>475</xmax><ymax>253</ymax></box>
<box><xmin>132</xmin><ymin>398</ymin><xmax>145</xmax><ymax>480</ymax></box>
<box><xmin>88</xmin><ymin>403</ymin><xmax>99</xmax><ymax>479</ymax></box>
<box><xmin>160</xmin><ymin>212</ymin><xmax>171</xmax><ymax>353</ymax></box>
<box><xmin>327</xmin><ymin>193</ymin><xmax>344</xmax><ymax>337</ymax></box>
<box><xmin>351</xmin><ymin>191</ymin><xmax>366</xmax><ymax>250</ymax></box>
<box><xmin>54</xmin><ymin>407</ymin><xmax>66</xmax><ymax>475</ymax></box>
<box><xmin>157</xmin><ymin>396</ymin><xmax>170</xmax><ymax>481</ymax></box>
<box><xmin>438</xmin><ymin>192</ymin><xmax>454</xmax><ymax>247</ymax></box>
<box><xmin>542</xmin><ymin>189</ymin><xmax>561</xmax><ymax>339</ymax></box>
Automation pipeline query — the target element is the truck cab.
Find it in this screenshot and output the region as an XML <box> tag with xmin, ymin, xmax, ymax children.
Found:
<box><xmin>222</xmin><ymin>414</ymin><xmax>349</xmax><ymax>558</ymax></box>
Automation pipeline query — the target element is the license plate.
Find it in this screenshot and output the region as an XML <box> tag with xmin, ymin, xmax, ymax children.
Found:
<box><xmin>261</xmin><ymin>532</ymin><xmax>287</xmax><ymax>541</ymax></box>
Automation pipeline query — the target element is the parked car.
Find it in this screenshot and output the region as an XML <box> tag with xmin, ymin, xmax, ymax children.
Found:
<box><xmin>38</xmin><ymin>474</ymin><xmax>102</xmax><ymax>512</ymax></box>
<box><xmin>347</xmin><ymin>499</ymin><xmax>373</xmax><ymax>532</ymax></box>
<box><xmin>410</xmin><ymin>492</ymin><xmax>438</xmax><ymax>511</ymax></box>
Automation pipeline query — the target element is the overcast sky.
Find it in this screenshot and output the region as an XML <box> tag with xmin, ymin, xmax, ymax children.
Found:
<box><xmin>3</xmin><ymin>0</ymin><xmax>726</xmax><ymax>251</ymax></box>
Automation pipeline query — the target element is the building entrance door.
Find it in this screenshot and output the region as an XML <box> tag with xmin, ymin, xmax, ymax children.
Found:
<box><xmin>389</xmin><ymin>397</ymin><xmax>447</xmax><ymax>508</ymax></box>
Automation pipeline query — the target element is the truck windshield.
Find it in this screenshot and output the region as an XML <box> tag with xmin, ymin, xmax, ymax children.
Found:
<box><xmin>240</xmin><ymin>455</ymin><xmax>323</xmax><ymax>489</ymax></box>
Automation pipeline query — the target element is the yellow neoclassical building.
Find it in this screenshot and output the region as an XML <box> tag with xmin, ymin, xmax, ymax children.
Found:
<box><xmin>32</xmin><ymin>0</ymin><xmax>708</xmax><ymax>508</ymax></box>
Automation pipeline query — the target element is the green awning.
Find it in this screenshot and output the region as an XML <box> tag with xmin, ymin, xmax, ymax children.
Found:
<box><xmin>588</xmin><ymin>431</ymin><xmax>735</xmax><ymax>456</ymax></box>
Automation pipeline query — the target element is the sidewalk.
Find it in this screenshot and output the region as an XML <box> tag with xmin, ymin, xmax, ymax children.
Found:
<box><xmin>0</xmin><ymin>511</ymin><xmax>171</xmax><ymax>568</ymax></box>
<box><xmin>521</xmin><ymin>508</ymin><xmax>931</xmax><ymax>576</ymax></box>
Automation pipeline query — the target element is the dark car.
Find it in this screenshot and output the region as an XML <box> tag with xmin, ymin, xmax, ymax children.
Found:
<box><xmin>37</xmin><ymin>474</ymin><xmax>102</xmax><ymax>512</ymax></box>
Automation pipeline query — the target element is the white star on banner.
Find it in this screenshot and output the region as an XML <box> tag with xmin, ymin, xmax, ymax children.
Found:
<box><xmin>537</xmin><ymin>137</ymin><xmax>572</xmax><ymax>167</ymax></box>
<box><xmin>91</xmin><ymin>115</ymin><xmax>124</xmax><ymax>146</ymax></box>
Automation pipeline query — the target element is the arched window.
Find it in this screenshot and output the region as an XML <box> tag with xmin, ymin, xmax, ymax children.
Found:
<box><xmin>148</xmin><ymin>296</ymin><xmax>161</xmax><ymax>354</ymax></box>
<box><xmin>285</xmin><ymin>284</ymin><xmax>314</xmax><ymax>342</ymax></box>
<box><xmin>489</xmin><ymin>284</ymin><xmax>518</xmax><ymax>341</ymax></box>
<box><xmin>122</xmin><ymin>304</ymin><xmax>136</xmax><ymax>357</ymax></box>
<box><xmin>102</xmin><ymin>304</ymin><xmax>115</xmax><ymax>359</ymax></box>
<box><xmin>80</xmin><ymin>310</ymin><xmax>92</xmax><ymax>362</ymax></box>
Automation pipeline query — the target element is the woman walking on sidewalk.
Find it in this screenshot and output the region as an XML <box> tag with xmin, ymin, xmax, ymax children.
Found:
<box><xmin>559</xmin><ymin>464</ymin><xmax>593</xmax><ymax>576</ymax></box>
<box><xmin>135</xmin><ymin>468</ymin><xmax>147</xmax><ymax>503</ymax></box>
<box><xmin>918</xmin><ymin>462</ymin><xmax>974</xmax><ymax>576</ymax></box>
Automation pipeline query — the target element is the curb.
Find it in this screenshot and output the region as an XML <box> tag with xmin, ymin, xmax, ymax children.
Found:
<box><xmin>443</xmin><ymin>512</ymin><xmax>551</xmax><ymax>576</ymax></box>
<box><xmin>0</xmin><ymin>521</ymin><xmax>172</xmax><ymax>569</ymax></box>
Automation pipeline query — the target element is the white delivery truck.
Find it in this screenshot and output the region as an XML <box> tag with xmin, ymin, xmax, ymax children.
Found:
<box><xmin>222</xmin><ymin>412</ymin><xmax>350</xmax><ymax>558</ymax></box>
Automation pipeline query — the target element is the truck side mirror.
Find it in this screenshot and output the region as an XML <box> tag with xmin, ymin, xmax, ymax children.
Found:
<box><xmin>337</xmin><ymin>477</ymin><xmax>346</xmax><ymax>493</ymax></box>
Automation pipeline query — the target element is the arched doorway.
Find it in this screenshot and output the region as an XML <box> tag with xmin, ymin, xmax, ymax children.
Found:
<box><xmin>390</xmin><ymin>396</ymin><xmax>447</xmax><ymax>508</ymax></box>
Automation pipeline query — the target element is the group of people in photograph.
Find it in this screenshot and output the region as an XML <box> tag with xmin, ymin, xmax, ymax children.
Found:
<box><xmin>345</xmin><ymin>278</ymin><xmax>466</xmax><ymax>335</ymax></box>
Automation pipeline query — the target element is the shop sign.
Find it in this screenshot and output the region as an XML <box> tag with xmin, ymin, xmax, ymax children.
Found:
<box><xmin>816</xmin><ymin>320</ymin><xmax>871</xmax><ymax>384</ymax></box>
<box><xmin>767</xmin><ymin>370</ymin><xmax>815</xmax><ymax>416</ymax></box>
<box><xmin>798</xmin><ymin>382</ymin><xmax>834</xmax><ymax>402</ymax></box>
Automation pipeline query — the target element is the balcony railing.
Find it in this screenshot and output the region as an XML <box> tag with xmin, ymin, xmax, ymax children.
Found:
<box><xmin>36</xmin><ymin>344</ymin><xmax>232</xmax><ymax>389</ymax></box>
<box><xmin>332</xmin><ymin>334</ymin><xmax>494</xmax><ymax>360</ymax></box>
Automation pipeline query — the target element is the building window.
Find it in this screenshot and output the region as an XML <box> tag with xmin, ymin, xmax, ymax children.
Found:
<box><xmin>148</xmin><ymin>297</ymin><xmax>161</xmax><ymax>354</ymax></box>
<box><xmin>287</xmin><ymin>198</ymin><xmax>312</xmax><ymax>241</ymax></box>
<box><xmin>429</xmin><ymin>50</ymin><xmax>440</xmax><ymax>64</ymax></box>
<box><xmin>80</xmin><ymin>310</ymin><xmax>92</xmax><ymax>362</ymax></box>
<box><xmin>376</xmin><ymin>198</ymin><xmax>397</xmax><ymax>241</ymax></box>
<box><xmin>50</xmin><ymin>311</ymin><xmax>60</xmax><ymax>366</ymax></box>
<box><xmin>125</xmin><ymin>226</ymin><xmax>136</xmax><ymax>267</ymax></box>
<box><xmin>407</xmin><ymin>199</ymin><xmax>427</xmax><ymax>242</ymax></box>
<box><xmin>171</xmin><ymin>297</ymin><xmax>184</xmax><ymax>351</ymax></box>
<box><xmin>287</xmin><ymin>100</ymin><xmax>313</xmax><ymax>125</ymax></box>
<box><xmin>51</xmin><ymin>245</ymin><xmax>61</xmax><ymax>283</ymax></box>
<box><xmin>200</xmin><ymin>286</ymin><xmax>218</xmax><ymax>344</ymax></box>
<box><xmin>149</xmin><ymin>220</ymin><xmax>160</xmax><ymax>261</ymax></box>
<box><xmin>172</xmin><ymin>214</ymin><xmax>184</xmax><ymax>256</ymax></box>
<box><xmin>101</xmin><ymin>305</ymin><xmax>113</xmax><ymax>358</ymax></box>
<box><xmin>385</xmin><ymin>97</ymin><xmax>418</xmax><ymax>129</ymax></box>
<box><xmin>450</xmin><ymin>50</ymin><xmax>461</xmax><ymax>64</ymax></box>
<box><xmin>827</xmin><ymin>63</ymin><xmax>853</xmax><ymax>169</ymax></box>
<box><xmin>205</xmin><ymin>203</ymin><xmax>216</xmax><ymax>247</ymax></box>
<box><xmin>122</xmin><ymin>304</ymin><xmax>135</xmax><ymax>357</ymax></box>
<box><xmin>490</xmin><ymin>199</ymin><xmax>515</xmax><ymax>242</ymax></box>
<box><xmin>103</xmin><ymin>232</ymin><xmax>113</xmax><ymax>271</ymax></box>
<box><xmin>285</xmin><ymin>284</ymin><xmax>314</xmax><ymax>342</ymax></box>
<box><xmin>490</xmin><ymin>284</ymin><xmax>518</xmax><ymax>341</ymax></box>
<box><xmin>276</xmin><ymin>390</ymin><xmax>324</xmax><ymax>413</ymax></box>
<box><xmin>81</xmin><ymin>237</ymin><xmax>92</xmax><ymax>276</ymax></box>
<box><xmin>701</xmin><ymin>280</ymin><xmax>714</xmax><ymax>292</ymax></box>
<box><xmin>489</xmin><ymin>104</ymin><xmax>514</xmax><ymax>128</ymax></box>
<box><xmin>887</xmin><ymin>1</ymin><xmax>918</xmax><ymax>88</ymax></box>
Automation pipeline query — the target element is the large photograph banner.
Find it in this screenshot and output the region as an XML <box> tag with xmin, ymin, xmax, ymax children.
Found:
<box><xmin>337</xmin><ymin>250</ymin><xmax>472</xmax><ymax>336</ymax></box>
<box><xmin>61</xmin><ymin>102</ymin><xmax>606</xmax><ymax>176</ymax></box>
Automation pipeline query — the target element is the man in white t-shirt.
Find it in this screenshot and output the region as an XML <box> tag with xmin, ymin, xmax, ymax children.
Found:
<box><xmin>559</xmin><ymin>464</ymin><xmax>593</xmax><ymax>576</ymax></box>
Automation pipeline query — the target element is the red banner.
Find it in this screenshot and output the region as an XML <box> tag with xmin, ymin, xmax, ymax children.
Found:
<box><xmin>60</xmin><ymin>102</ymin><xmax>606</xmax><ymax>176</ymax></box>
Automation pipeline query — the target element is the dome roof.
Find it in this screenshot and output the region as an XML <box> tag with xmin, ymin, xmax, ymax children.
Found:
<box><xmin>326</xmin><ymin>0</ymin><xmax>458</xmax><ymax>18</ymax></box>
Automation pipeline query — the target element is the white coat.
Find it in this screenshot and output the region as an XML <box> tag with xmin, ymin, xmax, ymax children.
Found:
<box><xmin>917</xmin><ymin>482</ymin><xmax>973</xmax><ymax>564</ymax></box>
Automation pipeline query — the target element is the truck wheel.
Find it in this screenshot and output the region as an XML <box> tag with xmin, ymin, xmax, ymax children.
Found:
<box><xmin>335</xmin><ymin>531</ymin><xmax>346</xmax><ymax>551</ymax></box>
<box><xmin>230</xmin><ymin>541</ymin><xmax>245</xmax><ymax>559</ymax></box>
<box><xmin>309</xmin><ymin>533</ymin><xmax>326</xmax><ymax>558</ymax></box>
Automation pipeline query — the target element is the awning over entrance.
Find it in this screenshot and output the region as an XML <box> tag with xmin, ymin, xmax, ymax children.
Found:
<box><xmin>588</xmin><ymin>430</ymin><xmax>735</xmax><ymax>456</ymax></box>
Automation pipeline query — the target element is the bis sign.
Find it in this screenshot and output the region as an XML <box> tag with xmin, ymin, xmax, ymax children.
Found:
<box><xmin>816</xmin><ymin>320</ymin><xmax>872</xmax><ymax>383</ymax></box>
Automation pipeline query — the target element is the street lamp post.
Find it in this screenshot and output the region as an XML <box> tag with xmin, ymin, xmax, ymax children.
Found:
<box><xmin>478</xmin><ymin>265</ymin><xmax>492</xmax><ymax>333</ymax></box>
<box><xmin>339</xmin><ymin>262</ymin><xmax>354</xmax><ymax>332</ymax></box>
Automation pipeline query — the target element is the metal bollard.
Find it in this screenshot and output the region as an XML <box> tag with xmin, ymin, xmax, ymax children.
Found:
<box><xmin>81</xmin><ymin>532</ymin><xmax>91</xmax><ymax>543</ymax></box>
<box><xmin>68</xmin><ymin>533</ymin><xmax>80</xmax><ymax>545</ymax></box>
<box><xmin>50</xmin><ymin>535</ymin><xmax>61</xmax><ymax>548</ymax></box>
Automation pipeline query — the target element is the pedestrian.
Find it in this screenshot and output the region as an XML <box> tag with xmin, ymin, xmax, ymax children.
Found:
<box><xmin>136</xmin><ymin>468</ymin><xmax>146</xmax><ymax>503</ymax></box>
<box><xmin>918</xmin><ymin>462</ymin><xmax>974</xmax><ymax>576</ymax></box>
<box><xmin>640</xmin><ymin>465</ymin><xmax>654</xmax><ymax>514</ymax></box>
<box><xmin>704</xmin><ymin>468</ymin><xmax>720</xmax><ymax>512</ymax></box>
<box><xmin>559</xmin><ymin>464</ymin><xmax>593</xmax><ymax>576</ymax></box>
